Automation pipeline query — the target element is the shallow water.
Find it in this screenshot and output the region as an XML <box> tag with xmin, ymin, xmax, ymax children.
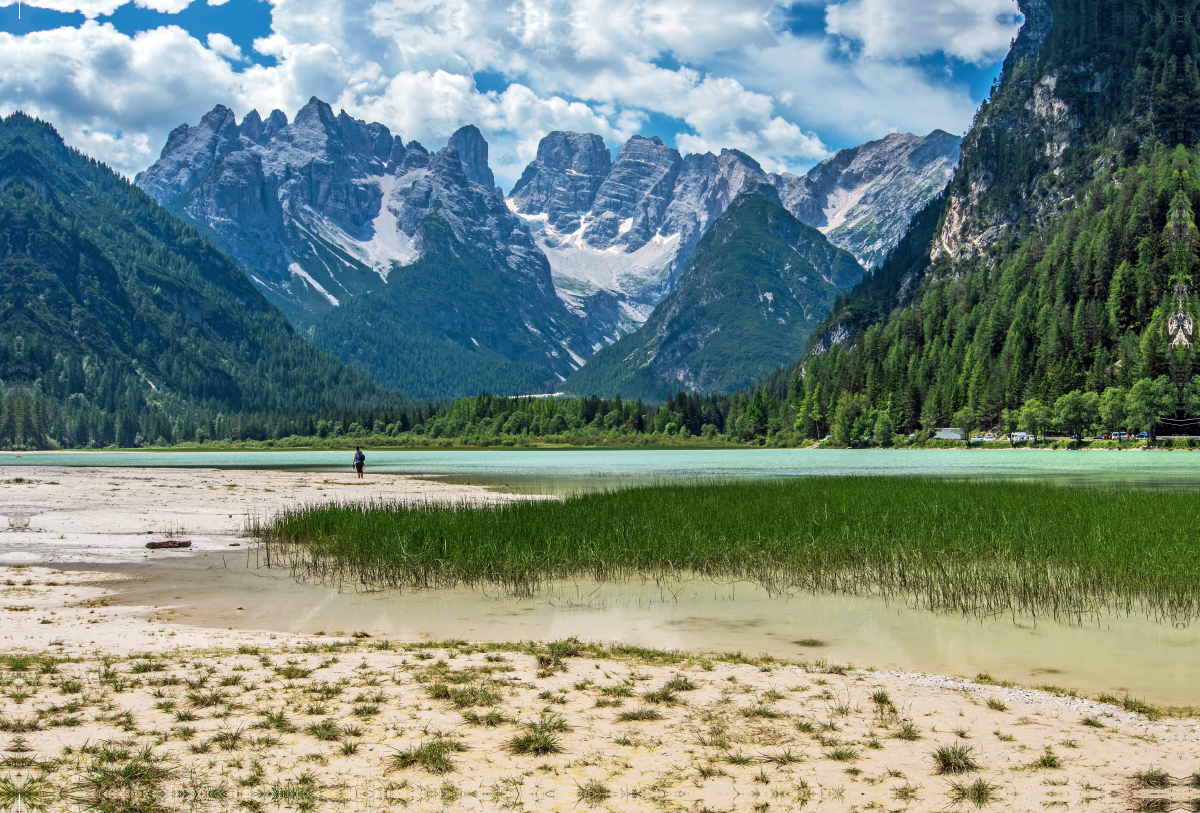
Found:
<box><xmin>107</xmin><ymin>558</ymin><xmax>1200</xmax><ymax>706</ymax></box>
<box><xmin>20</xmin><ymin>447</ymin><xmax>1200</xmax><ymax>703</ymax></box>
<box><xmin>6</xmin><ymin>447</ymin><xmax>1200</xmax><ymax>493</ymax></box>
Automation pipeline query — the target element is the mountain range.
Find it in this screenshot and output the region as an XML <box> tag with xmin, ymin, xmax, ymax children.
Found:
<box><xmin>564</xmin><ymin>181</ymin><xmax>864</xmax><ymax>400</ymax></box>
<box><xmin>0</xmin><ymin>111</ymin><xmax>398</xmax><ymax>446</ymax></box>
<box><xmin>136</xmin><ymin>104</ymin><xmax>959</xmax><ymax>397</ymax></box>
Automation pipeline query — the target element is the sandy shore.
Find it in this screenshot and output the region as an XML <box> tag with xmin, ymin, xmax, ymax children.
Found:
<box><xmin>0</xmin><ymin>466</ymin><xmax>523</xmax><ymax>566</ymax></box>
<box><xmin>1</xmin><ymin>466</ymin><xmax>1197</xmax><ymax>811</ymax></box>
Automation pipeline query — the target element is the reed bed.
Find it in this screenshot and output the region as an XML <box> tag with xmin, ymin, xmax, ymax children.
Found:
<box><xmin>252</xmin><ymin>477</ymin><xmax>1200</xmax><ymax>624</ymax></box>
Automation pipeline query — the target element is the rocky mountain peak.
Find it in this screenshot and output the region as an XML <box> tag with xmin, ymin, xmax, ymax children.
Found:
<box><xmin>508</xmin><ymin>131</ymin><xmax>611</xmax><ymax>232</ymax></box>
<box><xmin>586</xmin><ymin>135</ymin><xmax>683</xmax><ymax>249</ymax></box>
<box><xmin>446</xmin><ymin>125</ymin><xmax>496</xmax><ymax>190</ymax></box>
<box><xmin>134</xmin><ymin>104</ymin><xmax>241</xmax><ymax>204</ymax></box>
<box><xmin>771</xmin><ymin>130</ymin><xmax>961</xmax><ymax>268</ymax></box>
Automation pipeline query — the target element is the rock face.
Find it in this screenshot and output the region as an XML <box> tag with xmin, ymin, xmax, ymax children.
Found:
<box><xmin>509</xmin><ymin>129</ymin><xmax>959</xmax><ymax>345</ymax></box>
<box><xmin>772</xmin><ymin>131</ymin><xmax>962</xmax><ymax>269</ymax></box>
<box><xmin>510</xmin><ymin>136</ymin><xmax>771</xmax><ymax>343</ymax></box>
<box><xmin>932</xmin><ymin>0</ymin><xmax>1059</xmax><ymax>262</ymax></box>
<box><xmin>136</xmin><ymin>99</ymin><xmax>591</xmax><ymax>397</ymax></box>
<box><xmin>509</xmin><ymin>131</ymin><xmax>611</xmax><ymax>232</ymax></box>
<box><xmin>563</xmin><ymin>183</ymin><xmax>865</xmax><ymax>400</ymax></box>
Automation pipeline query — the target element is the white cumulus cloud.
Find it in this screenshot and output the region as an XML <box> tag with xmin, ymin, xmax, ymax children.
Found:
<box><xmin>0</xmin><ymin>0</ymin><xmax>1022</xmax><ymax>186</ymax></box>
<box><xmin>825</xmin><ymin>0</ymin><xmax>1020</xmax><ymax>64</ymax></box>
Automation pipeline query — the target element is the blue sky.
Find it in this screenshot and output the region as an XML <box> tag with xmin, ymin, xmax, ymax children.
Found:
<box><xmin>0</xmin><ymin>0</ymin><xmax>1022</xmax><ymax>187</ymax></box>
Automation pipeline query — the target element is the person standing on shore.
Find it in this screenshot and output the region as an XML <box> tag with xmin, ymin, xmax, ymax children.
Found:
<box><xmin>354</xmin><ymin>446</ymin><xmax>365</xmax><ymax>478</ymax></box>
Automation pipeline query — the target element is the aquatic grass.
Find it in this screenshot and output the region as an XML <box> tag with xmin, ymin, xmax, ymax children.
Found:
<box><xmin>254</xmin><ymin>478</ymin><xmax>1200</xmax><ymax>624</ymax></box>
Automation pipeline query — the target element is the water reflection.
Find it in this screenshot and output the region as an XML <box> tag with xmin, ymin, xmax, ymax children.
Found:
<box><xmin>107</xmin><ymin>559</ymin><xmax>1200</xmax><ymax>706</ymax></box>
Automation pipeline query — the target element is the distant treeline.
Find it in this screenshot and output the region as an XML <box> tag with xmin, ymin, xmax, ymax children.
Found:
<box><xmin>6</xmin><ymin>362</ymin><xmax>1200</xmax><ymax>450</ymax></box>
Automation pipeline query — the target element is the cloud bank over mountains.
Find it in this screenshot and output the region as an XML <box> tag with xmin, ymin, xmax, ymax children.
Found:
<box><xmin>0</xmin><ymin>0</ymin><xmax>1021</xmax><ymax>186</ymax></box>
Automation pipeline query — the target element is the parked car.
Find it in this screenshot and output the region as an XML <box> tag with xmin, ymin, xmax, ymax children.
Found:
<box><xmin>1136</xmin><ymin>431</ymin><xmax>1149</xmax><ymax>439</ymax></box>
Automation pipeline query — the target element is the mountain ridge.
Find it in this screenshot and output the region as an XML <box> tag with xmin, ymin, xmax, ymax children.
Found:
<box><xmin>794</xmin><ymin>0</ymin><xmax>1200</xmax><ymax>443</ymax></box>
<box><xmin>564</xmin><ymin>182</ymin><xmax>864</xmax><ymax>400</ymax></box>
<box><xmin>0</xmin><ymin>110</ymin><xmax>399</xmax><ymax>445</ymax></box>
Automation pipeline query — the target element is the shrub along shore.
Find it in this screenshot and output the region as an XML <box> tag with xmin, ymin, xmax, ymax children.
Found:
<box><xmin>253</xmin><ymin>478</ymin><xmax>1200</xmax><ymax>625</ymax></box>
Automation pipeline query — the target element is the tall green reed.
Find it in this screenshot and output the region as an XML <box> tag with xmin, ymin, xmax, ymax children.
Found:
<box><xmin>252</xmin><ymin>478</ymin><xmax>1200</xmax><ymax>624</ymax></box>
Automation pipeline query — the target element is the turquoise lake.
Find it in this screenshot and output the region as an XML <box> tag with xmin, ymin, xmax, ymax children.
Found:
<box><xmin>3</xmin><ymin>448</ymin><xmax>1199</xmax><ymax>494</ymax></box>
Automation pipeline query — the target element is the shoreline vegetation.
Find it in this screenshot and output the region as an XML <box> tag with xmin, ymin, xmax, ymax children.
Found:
<box><xmin>8</xmin><ymin>431</ymin><xmax>1200</xmax><ymax>454</ymax></box>
<box><xmin>8</xmin><ymin>385</ymin><xmax>1200</xmax><ymax>453</ymax></box>
<box><xmin>253</xmin><ymin>478</ymin><xmax>1200</xmax><ymax>626</ymax></box>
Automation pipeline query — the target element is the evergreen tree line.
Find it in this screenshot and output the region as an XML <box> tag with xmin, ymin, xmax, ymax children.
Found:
<box><xmin>786</xmin><ymin>145</ymin><xmax>1200</xmax><ymax>447</ymax></box>
<box><xmin>0</xmin><ymin>375</ymin><xmax>442</xmax><ymax>450</ymax></box>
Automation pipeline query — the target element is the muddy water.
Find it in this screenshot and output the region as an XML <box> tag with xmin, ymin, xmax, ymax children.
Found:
<box><xmin>108</xmin><ymin>557</ymin><xmax>1200</xmax><ymax>707</ymax></box>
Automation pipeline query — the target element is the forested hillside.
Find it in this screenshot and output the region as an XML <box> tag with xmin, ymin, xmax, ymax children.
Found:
<box><xmin>0</xmin><ymin>112</ymin><xmax>403</xmax><ymax>449</ymax></box>
<box><xmin>789</xmin><ymin>0</ymin><xmax>1200</xmax><ymax>443</ymax></box>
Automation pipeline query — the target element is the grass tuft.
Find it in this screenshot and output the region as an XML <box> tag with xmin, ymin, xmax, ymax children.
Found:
<box><xmin>1133</xmin><ymin>768</ymin><xmax>1171</xmax><ymax>789</ymax></box>
<box><xmin>391</xmin><ymin>737</ymin><xmax>465</xmax><ymax>774</ymax></box>
<box><xmin>616</xmin><ymin>707</ymin><xmax>664</xmax><ymax>722</ymax></box>
<box><xmin>932</xmin><ymin>744</ymin><xmax>979</xmax><ymax>775</ymax></box>
<box><xmin>948</xmin><ymin>778</ymin><xmax>1000</xmax><ymax>807</ymax></box>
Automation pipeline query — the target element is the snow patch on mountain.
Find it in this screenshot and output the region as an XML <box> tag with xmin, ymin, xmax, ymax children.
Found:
<box><xmin>289</xmin><ymin>262</ymin><xmax>340</xmax><ymax>306</ymax></box>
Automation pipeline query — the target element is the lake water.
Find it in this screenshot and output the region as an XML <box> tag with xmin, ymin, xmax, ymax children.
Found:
<box><xmin>4</xmin><ymin>447</ymin><xmax>1200</xmax><ymax>493</ymax></box>
<box><xmin>108</xmin><ymin>558</ymin><xmax>1200</xmax><ymax>706</ymax></box>
<box><xmin>10</xmin><ymin>447</ymin><xmax>1200</xmax><ymax>703</ymax></box>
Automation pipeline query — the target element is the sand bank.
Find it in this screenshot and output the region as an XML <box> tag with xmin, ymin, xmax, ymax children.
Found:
<box><xmin>2</xmin><ymin>632</ymin><xmax>1197</xmax><ymax>812</ymax></box>
<box><xmin>0</xmin><ymin>466</ymin><xmax>523</xmax><ymax>566</ymax></box>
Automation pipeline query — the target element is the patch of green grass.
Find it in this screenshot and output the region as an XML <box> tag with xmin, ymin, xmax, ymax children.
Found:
<box><xmin>427</xmin><ymin>683</ymin><xmax>503</xmax><ymax>708</ymax></box>
<box><xmin>740</xmin><ymin>703</ymin><xmax>780</xmax><ymax>719</ymax></box>
<box><xmin>305</xmin><ymin>719</ymin><xmax>342</xmax><ymax>741</ymax></box>
<box><xmin>1132</xmin><ymin>768</ymin><xmax>1171</xmax><ymax>789</ymax></box>
<box><xmin>1032</xmin><ymin>748</ymin><xmax>1061</xmax><ymax>769</ymax></box>
<box><xmin>641</xmin><ymin>686</ymin><xmax>679</xmax><ymax>704</ymax></box>
<box><xmin>932</xmin><ymin>744</ymin><xmax>979</xmax><ymax>775</ymax></box>
<box><xmin>462</xmin><ymin>709</ymin><xmax>507</xmax><ymax>726</ymax></box>
<box><xmin>664</xmin><ymin>675</ymin><xmax>697</xmax><ymax>692</ymax></box>
<box><xmin>576</xmin><ymin>779</ymin><xmax>610</xmax><ymax>804</ymax></box>
<box><xmin>1096</xmin><ymin>692</ymin><xmax>1162</xmax><ymax>720</ymax></box>
<box><xmin>254</xmin><ymin>479</ymin><xmax>1200</xmax><ymax>623</ymax></box>
<box><xmin>616</xmin><ymin>707</ymin><xmax>664</xmax><ymax>722</ymax></box>
<box><xmin>507</xmin><ymin>729</ymin><xmax>561</xmax><ymax>756</ymax></box>
<box><xmin>895</xmin><ymin>722</ymin><xmax>922</xmax><ymax>741</ymax></box>
<box><xmin>391</xmin><ymin>737</ymin><xmax>465</xmax><ymax>773</ymax></box>
<box><xmin>948</xmin><ymin>778</ymin><xmax>1000</xmax><ymax>807</ymax></box>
